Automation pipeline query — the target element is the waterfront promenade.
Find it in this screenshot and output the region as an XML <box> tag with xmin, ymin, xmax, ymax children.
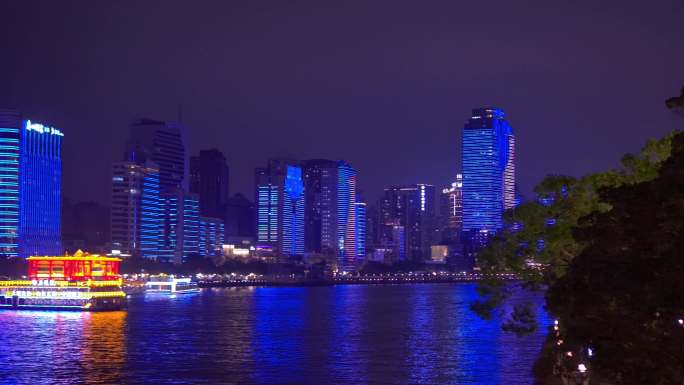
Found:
<box><xmin>191</xmin><ymin>272</ymin><xmax>518</xmax><ymax>288</ymax></box>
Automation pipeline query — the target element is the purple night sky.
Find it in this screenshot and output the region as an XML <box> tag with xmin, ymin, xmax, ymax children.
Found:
<box><xmin>1</xmin><ymin>0</ymin><xmax>683</xmax><ymax>205</ymax></box>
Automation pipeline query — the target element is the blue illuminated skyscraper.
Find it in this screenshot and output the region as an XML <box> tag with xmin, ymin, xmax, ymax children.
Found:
<box><xmin>0</xmin><ymin>110</ymin><xmax>22</xmax><ymax>257</ymax></box>
<box><xmin>355</xmin><ymin>202</ymin><xmax>366</xmax><ymax>261</ymax></box>
<box><xmin>302</xmin><ymin>160</ymin><xmax>363</xmax><ymax>271</ymax></box>
<box><xmin>255</xmin><ymin>160</ymin><xmax>305</xmax><ymax>257</ymax></box>
<box><xmin>461</xmin><ymin>107</ymin><xmax>516</xmax><ymax>244</ymax></box>
<box><xmin>111</xmin><ymin>162</ymin><xmax>161</xmax><ymax>259</ymax></box>
<box><xmin>158</xmin><ymin>189</ymin><xmax>200</xmax><ymax>263</ymax></box>
<box><xmin>0</xmin><ymin>110</ymin><xmax>64</xmax><ymax>258</ymax></box>
<box><xmin>199</xmin><ymin>216</ymin><xmax>224</xmax><ymax>257</ymax></box>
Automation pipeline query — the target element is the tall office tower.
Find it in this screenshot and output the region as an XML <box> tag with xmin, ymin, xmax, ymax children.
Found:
<box><xmin>224</xmin><ymin>193</ymin><xmax>255</xmax><ymax>239</ymax></box>
<box><xmin>461</xmin><ymin>108</ymin><xmax>516</xmax><ymax>247</ymax></box>
<box><xmin>19</xmin><ymin>120</ymin><xmax>64</xmax><ymax>258</ymax></box>
<box><xmin>0</xmin><ymin>110</ymin><xmax>21</xmax><ymax>257</ymax></box>
<box><xmin>302</xmin><ymin>159</ymin><xmax>361</xmax><ymax>271</ymax></box>
<box><xmin>199</xmin><ymin>216</ymin><xmax>224</xmax><ymax>257</ymax></box>
<box><xmin>355</xmin><ymin>202</ymin><xmax>366</xmax><ymax>261</ymax></box>
<box><xmin>158</xmin><ymin>190</ymin><xmax>200</xmax><ymax>263</ymax></box>
<box><xmin>125</xmin><ymin>118</ymin><xmax>187</xmax><ymax>193</ymax></box>
<box><xmin>0</xmin><ymin>110</ymin><xmax>64</xmax><ymax>258</ymax></box>
<box><xmin>302</xmin><ymin>159</ymin><xmax>337</xmax><ymax>254</ymax></box>
<box><xmin>379</xmin><ymin>184</ymin><xmax>436</xmax><ymax>261</ymax></box>
<box><xmin>189</xmin><ymin>149</ymin><xmax>229</xmax><ymax>218</ymax></box>
<box><xmin>255</xmin><ymin>160</ymin><xmax>305</xmax><ymax>257</ymax></box>
<box><xmin>439</xmin><ymin>174</ymin><xmax>463</xmax><ymax>242</ymax></box>
<box><xmin>110</xmin><ymin>162</ymin><xmax>161</xmax><ymax>259</ymax></box>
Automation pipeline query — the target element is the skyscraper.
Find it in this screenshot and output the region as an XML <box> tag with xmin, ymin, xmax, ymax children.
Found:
<box><xmin>440</xmin><ymin>174</ymin><xmax>463</xmax><ymax>242</ymax></box>
<box><xmin>355</xmin><ymin>201</ymin><xmax>366</xmax><ymax>261</ymax></box>
<box><xmin>125</xmin><ymin>118</ymin><xmax>187</xmax><ymax>193</ymax></box>
<box><xmin>224</xmin><ymin>193</ymin><xmax>255</xmax><ymax>239</ymax></box>
<box><xmin>199</xmin><ymin>216</ymin><xmax>224</xmax><ymax>258</ymax></box>
<box><xmin>158</xmin><ymin>189</ymin><xmax>200</xmax><ymax>263</ymax></box>
<box><xmin>379</xmin><ymin>184</ymin><xmax>436</xmax><ymax>261</ymax></box>
<box><xmin>461</xmin><ymin>107</ymin><xmax>516</xmax><ymax>244</ymax></box>
<box><xmin>0</xmin><ymin>110</ymin><xmax>64</xmax><ymax>258</ymax></box>
<box><xmin>302</xmin><ymin>159</ymin><xmax>362</xmax><ymax>271</ymax></box>
<box><xmin>189</xmin><ymin>149</ymin><xmax>229</xmax><ymax>218</ymax></box>
<box><xmin>255</xmin><ymin>160</ymin><xmax>305</xmax><ymax>257</ymax></box>
<box><xmin>110</xmin><ymin>162</ymin><xmax>161</xmax><ymax>259</ymax></box>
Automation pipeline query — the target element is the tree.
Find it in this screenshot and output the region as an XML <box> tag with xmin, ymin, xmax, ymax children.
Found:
<box><xmin>546</xmin><ymin>132</ymin><xmax>684</xmax><ymax>384</ymax></box>
<box><xmin>472</xmin><ymin>131</ymin><xmax>677</xmax><ymax>325</ymax></box>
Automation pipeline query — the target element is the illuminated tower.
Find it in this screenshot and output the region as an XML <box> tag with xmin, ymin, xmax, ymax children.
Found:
<box><xmin>158</xmin><ymin>189</ymin><xmax>200</xmax><ymax>263</ymax></box>
<box><xmin>337</xmin><ymin>162</ymin><xmax>357</xmax><ymax>271</ymax></box>
<box><xmin>0</xmin><ymin>110</ymin><xmax>65</xmax><ymax>259</ymax></box>
<box><xmin>0</xmin><ymin>110</ymin><xmax>22</xmax><ymax>257</ymax></box>
<box><xmin>461</xmin><ymin>107</ymin><xmax>515</xmax><ymax>245</ymax></box>
<box><xmin>440</xmin><ymin>174</ymin><xmax>463</xmax><ymax>242</ymax></box>
<box><xmin>18</xmin><ymin>119</ymin><xmax>64</xmax><ymax>258</ymax></box>
<box><xmin>125</xmin><ymin>118</ymin><xmax>187</xmax><ymax>193</ymax></box>
<box><xmin>255</xmin><ymin>160</ymin><xmax>305</xmax><ymax>257</ymax></box>
<box><xmin>302</xmin><ymin>160</ymin><xmax>361</xmax><ymax>271</ymax></box>
<box><xmin>110</xmin><ymin>162</ymin><xmax>161</xmax><ymax>259</ymax></box>
<box><xmin>379</xmin><ymin>184</ymin><xmax>436</xmax><ymax>261</ymax></box>
<box><xmin>355</xmin><ymin>201</ymin><xmax>366</xmax><ymax>261</ymax></box>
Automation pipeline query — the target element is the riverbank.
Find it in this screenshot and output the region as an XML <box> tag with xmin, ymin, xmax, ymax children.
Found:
<box><xmin>193</xmin><ymin>272</ymin><xmax>517</xmax><ymax>288</ymax></box>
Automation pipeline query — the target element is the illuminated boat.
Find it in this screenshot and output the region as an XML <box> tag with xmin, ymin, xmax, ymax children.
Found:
<box><xmin>0</xmin><ymin>250</ymin><xmax>125</xmax><ymax>311</ymax></box>
<box><xmin>145</xmin><ymin>277</ymin><xmax>199</xmax><ymax>295</ymax></box>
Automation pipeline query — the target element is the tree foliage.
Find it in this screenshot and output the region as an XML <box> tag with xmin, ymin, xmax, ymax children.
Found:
<box><xmin>546</xmin><ymin>132</ymin><xmax>684</xmax><ymax>384</ymax></box>
<box><xmin>478</xmin><ymin>130</ymin><xmax>678</xmax><ymax>283</ymax></box>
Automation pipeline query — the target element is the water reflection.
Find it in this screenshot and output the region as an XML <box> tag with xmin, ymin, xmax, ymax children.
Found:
<box><xmin>0</xmin><ymin>284</ymin><xmax>549</xmax><ymax>385</ymax></box>
<box><xmin>0</xmin><ymin>310</ymin><xmax>126</xmax><ymax>385</ymax></box>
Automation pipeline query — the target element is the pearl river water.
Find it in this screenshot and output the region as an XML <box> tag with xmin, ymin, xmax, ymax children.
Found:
<box><xmin>0</xmin><ymin>283</ymin><xmax>550</xmax><ymax>385</ymax></box>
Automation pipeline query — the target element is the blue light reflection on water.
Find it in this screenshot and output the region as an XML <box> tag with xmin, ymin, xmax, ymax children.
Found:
<box><xmin>0</xmin><ymin>284</ymin><xmax>549</xmax><ymax>385</ymax></box>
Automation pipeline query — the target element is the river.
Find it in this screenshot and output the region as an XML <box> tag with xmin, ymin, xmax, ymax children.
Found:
<box><xmin>0</xmin><ymin>283</ymin><xmax>550</xmax><ymax>385</ymax></box>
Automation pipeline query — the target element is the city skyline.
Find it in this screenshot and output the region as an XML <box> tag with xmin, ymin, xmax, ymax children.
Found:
<box><xmin>1</xmin><ymin>1</ymin><xmax>682</xmax><ymax>206</ymax></box>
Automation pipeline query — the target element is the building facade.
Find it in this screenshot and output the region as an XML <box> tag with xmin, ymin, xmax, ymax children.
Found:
<box><xmin>0</xmin><ymin>110</ymin><xmax>64</xmax><ymax>258</ymax></box>
<box><xmin>255</xmin><ymin>160</ymin><xmax>305</xmax><ymax>257</ymax></box>
<box><xmin>110</xmin><ymin>162</ymin><xmax>161</xmax><ymax>259</ymax></box>
<box><xmin>439</xmin><ymin>174</ymin><xmax>463</xmax><ymax>242</ymax></box>
<box><xmin>379</xmin><ymin>184</ymin><xmax>436</xmax><ymax>261</ymax></box>
<box><xmin>158</xmin><ymin>190</ymin><xmax>200</xmax><ymax>263</ymax></box>
<box><xmin>461</xmin><ymin>107</ymin><xmax>516</xmax><ymax>249</ymax></box>
<box><xmin>125</xmin><ymin>118</ymin><xmax>187</xmax><ymax>193</ymax></box>
<box><xmin>199</xmin><ymin>216</ymin><xmax>225</xmax><ymax>258</ymax></box>
<box><xmin>189</xmin><ymin>149</ymin><xmax>229</xmax><ymax>218</ymax></box>
<box><xmin>302</xmin><ymin>159</ymin><xmax>363</xmax><ymax>272</ymax></box>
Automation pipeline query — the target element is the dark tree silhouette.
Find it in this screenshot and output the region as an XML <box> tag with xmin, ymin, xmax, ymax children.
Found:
<box><xmin>546</xmin><ymin>132</ymin><xmax>684</xmax><ymax>384</ymax></box>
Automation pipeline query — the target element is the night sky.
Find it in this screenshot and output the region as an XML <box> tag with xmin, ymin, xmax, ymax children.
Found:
<box><xmin>1</xmin><ymin>0</ymin><xmax>682</xmax><ymax>206</ymax></box>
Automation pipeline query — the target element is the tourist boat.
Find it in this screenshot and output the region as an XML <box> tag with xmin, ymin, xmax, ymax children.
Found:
<box><xmin>0</xmin><ymin>251</ymin><xmax>125</xmax><ymax>311</ymax></box>
<box><xmin>144</xmin><ymin>277</ymin><xmax>200</xmax><ymax>295</ymax></box>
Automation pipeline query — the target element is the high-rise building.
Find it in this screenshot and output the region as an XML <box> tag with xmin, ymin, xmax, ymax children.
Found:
<box><xmin>355</xmin><ymin>202</ymin><xmax>366</xmax><ymax>261</ymax></box>
<box><xmin>302</xmin><ymin>159</ymin><xmax>362</xmax><ymax>271</ymax></box>
<box><xmin>158</xmin><ymin>189</ymin><xmax>200</xmax><ymax>263</ymax></box>
<box><xmin>302</xmin><ymin>159</ymin><xmax>337</xmax><ymax>254</ymax></box>
<box><xmin>255</xmin><ymin>160</ymin><xmax>305</xmax><ymax>257</ymax></box>
<box><xmin>189</xmin><ymin>149</ymin><xmax>229</xmax><ymax>218</ymax></box>
<box><xmin>110</xmin><ymin>162</ymin><xmax>161</xmax><ymax>259</ymax></box>
<box><xmin>199</xmin><ymin>216</ymin><xmax>224</xmax><ymax>258</ymax></box>
<box><xmin>461</xmin><ymin>107</ymin><xmax>516</xmax><ymax>246</ymax></box>
<box><xmin>439</xmin><ymin>174</ymin><xmax>463</xmax><ymax>242</ymax></box>
<box><xmin>125</xmin><ymin>118</ymin><xmax>187</xmax><ymax>193</ymax></box>
<box><xmin>0</xmin><ymin>110</ymin><xmax>64</xmax><ymax>258</ymax></box>
<box><xmin>379</xmin><ymin>184</ymin><xmax>436</xmax><ymax>261</ymax></box>
<box><xmin>224</xmin><ymin>193</ymin><xmax>255</xmax><ymax>239</ymax></box>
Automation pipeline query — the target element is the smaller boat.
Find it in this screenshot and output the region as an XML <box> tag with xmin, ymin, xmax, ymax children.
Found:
<box><xmin>145</xmin><ymin>277</ymin><xmax>199</xmax><ymax>295</ymax></box>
